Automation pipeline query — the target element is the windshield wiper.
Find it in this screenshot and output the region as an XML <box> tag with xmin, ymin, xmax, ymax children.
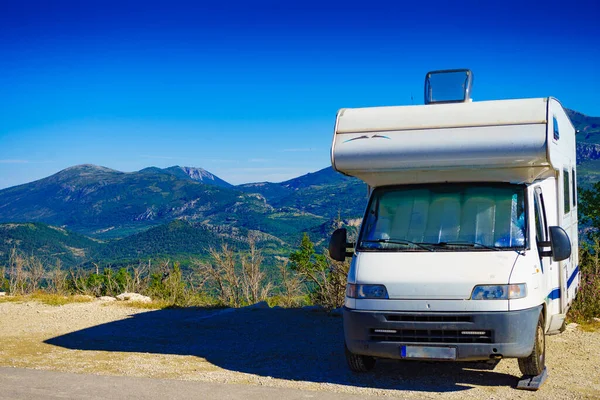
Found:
<box><xmin>433</xmin><ymin>241</ymin><xmax>501</xmax><ymax>251</ymax></box>
<box><xmin>361</xmin><ymin>239</ymin><xmax>434</xmax><ymax>252</ymax></box>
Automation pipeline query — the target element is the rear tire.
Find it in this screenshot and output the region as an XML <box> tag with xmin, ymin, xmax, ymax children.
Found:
<box><xmin>345</xmin><ymin>344</ymin><xmax>376</xmax><ymax>372</ymax></box>
<box><xmin>518</xmin><ymin>313</ymin><xmax>546</xmax><ymax>376</ymax></box>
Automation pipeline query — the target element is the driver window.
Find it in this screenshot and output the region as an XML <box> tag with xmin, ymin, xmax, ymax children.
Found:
<box><xmin>533</xmin><ymin>189</ymin><xmax>547</xmax><ymax>243</ymax></box>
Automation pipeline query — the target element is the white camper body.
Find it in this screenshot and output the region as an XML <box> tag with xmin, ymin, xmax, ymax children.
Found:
<box><xmin>331</xmin><ymin>97</ymin><xmax>578</xmax><ymax>372</ymax></box>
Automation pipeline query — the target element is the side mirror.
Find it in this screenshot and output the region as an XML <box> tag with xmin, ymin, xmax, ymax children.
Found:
<box><xmin>329</xmin><ymin>228</ymin><xmax>353</xmax><ymax>261</ymax></box>
<box><xmin>548</xmin><ymin>226</ymin><xmax>571</xmax><ymax>262</ymax></box>
<box><xmin>539</xmin><ymin>226</ymin><xmax>571</xmax><ymax>262</ymax></box>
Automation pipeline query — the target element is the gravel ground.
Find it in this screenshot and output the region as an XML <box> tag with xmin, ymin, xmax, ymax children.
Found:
<box><xmin>0</xmin><ymin>300</ymin><xmax>599</xmax><ymax>399</ymax></box>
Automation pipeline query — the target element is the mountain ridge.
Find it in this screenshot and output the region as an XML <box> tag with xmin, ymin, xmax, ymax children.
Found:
<box><xmin>0</xmin><ymin>163</ymin><xmax>358</xmax><ymax>254</ymax></box>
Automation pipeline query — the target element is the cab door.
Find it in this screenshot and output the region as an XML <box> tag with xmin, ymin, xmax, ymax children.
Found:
<box><xmin>533</xmin><ymin>187</ymin><xmax>556</xmax><ymax>313</ymax></box>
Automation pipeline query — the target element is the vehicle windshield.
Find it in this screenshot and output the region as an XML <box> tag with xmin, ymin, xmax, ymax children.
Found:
<box><xmin>359</xmin><ymin>184</ymin><xmax>526</xmax><ymax>251</ymax></box>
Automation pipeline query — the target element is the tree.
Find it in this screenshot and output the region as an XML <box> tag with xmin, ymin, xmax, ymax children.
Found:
<box><xmin>289</xmin><ymin>233</ymin><xmax>348</xmax><ymax>310</ymax></box>
<box><xmin>580</xmin><ymin>181</ymin><xmax>600</xmax><ymax>238</ymax></box>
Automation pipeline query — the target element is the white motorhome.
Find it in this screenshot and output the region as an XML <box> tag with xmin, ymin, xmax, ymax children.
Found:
<box><xmin>329</xmin><ymin>70</ymin><xmax>579</xmax><ymax>378</ymax></box>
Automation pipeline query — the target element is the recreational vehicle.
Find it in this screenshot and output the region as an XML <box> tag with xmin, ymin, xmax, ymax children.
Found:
<box><xmin>329</xmin><ymin>70</ymin><xmax>579</xmax><ymax>378</ymax></box>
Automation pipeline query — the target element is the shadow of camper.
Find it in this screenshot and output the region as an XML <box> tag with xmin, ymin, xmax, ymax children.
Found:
<box><xmin>45</xmin><ymin>307</ymin><xmax>518</xmax><ymax>392</ymax></box>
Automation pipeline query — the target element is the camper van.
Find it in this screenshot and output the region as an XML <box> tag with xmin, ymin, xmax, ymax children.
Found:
<box><xmin>329</xmin><ymin>70</ymin><xmax>579</xmax><ymax>378</ymax></box>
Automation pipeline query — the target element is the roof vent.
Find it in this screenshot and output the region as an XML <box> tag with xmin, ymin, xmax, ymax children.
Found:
<box><xmin>424</xmin><ymin>69</ymin><xmax>473</xmax><ymax>105</ymax></box>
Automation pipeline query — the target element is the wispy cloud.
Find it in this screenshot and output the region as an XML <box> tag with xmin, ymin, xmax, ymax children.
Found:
<box><xmin>0</xmin><ymin>159</ymin><xmax>29</xmax><ymax>164</ymax></box>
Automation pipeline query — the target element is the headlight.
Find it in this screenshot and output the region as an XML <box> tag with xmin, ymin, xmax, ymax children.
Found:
<box><xmin>470</xmin><ymin>284</ymin><xmax>527</xmax><ymax>300</ymax></box>
<box><xmin>346</xmin><ymin>284</ymin><xmax>389</xmax><ymax>299</ymax></box>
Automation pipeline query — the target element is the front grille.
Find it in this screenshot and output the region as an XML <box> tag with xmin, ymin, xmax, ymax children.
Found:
<box><xmin>384</xmin><ymin>314</ymin><xmax>472</xmax><ymax>323</ymax></box>
<box><xmin>370</xmin><ymin>328</ymin><xmax>492</xmax><ymax>344</ymax></box>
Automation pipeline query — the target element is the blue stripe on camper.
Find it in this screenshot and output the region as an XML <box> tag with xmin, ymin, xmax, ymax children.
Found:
<box><xmin>547</xmin><ymin>288</ymin><xmax>561</xmax><ymax>300</ymax></box>
<box><xmin>545</xmin><ymin>266</ymin><xmax>579</xmax><ymax>302</ymax></box>
<box><xmin>567</xmin><ymin>266</ymin><xmax>579</xmax><ymax>289</ymax></box>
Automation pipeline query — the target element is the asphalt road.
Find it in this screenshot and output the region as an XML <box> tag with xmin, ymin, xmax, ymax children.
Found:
<box><xmin>0</xmin><ymin>367</ymin><xmax>387</xmax><ymax>400</ymax></box>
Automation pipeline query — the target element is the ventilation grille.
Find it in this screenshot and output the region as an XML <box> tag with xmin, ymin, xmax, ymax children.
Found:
<box><xmin>384</xmin><ymin>314</ymin><xmax>472</xmax><ymax>323</ymax></box>
<box><xmin>370</xmin><ymin>329</ymin><xmax>492</xmax><ymax>344</ymax></box>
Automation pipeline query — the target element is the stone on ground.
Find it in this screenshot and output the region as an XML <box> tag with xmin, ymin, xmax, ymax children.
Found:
<box><xmin>116</xmin><ymin>292</ymin><xmax>152</xmax><ymax>303</ymax></box>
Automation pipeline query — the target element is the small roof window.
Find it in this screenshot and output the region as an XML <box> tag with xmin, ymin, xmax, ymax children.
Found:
<box><xmin>425</xmin><ymin>69</ymin><xmax>473</xmax><ymax>105</ymax></box>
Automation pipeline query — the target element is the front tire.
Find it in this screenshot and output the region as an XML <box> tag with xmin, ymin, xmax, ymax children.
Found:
<box><xmin>518</xmin><ymin>313</ymin><xmax>546</xmax><ymax>376</ymax></box>
<box><xmin>345</xmin><ymin>343</ymin><xmax>376</xmax><ymax>372</ymax></box>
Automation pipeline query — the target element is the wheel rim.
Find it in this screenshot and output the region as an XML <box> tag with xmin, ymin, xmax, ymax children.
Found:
<box><xmin>536</xmin><ymin>323</ymin><xmax>545</xmax><ymax>366</ymax></box>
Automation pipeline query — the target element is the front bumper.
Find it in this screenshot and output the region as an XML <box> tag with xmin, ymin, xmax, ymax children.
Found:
<box><xmin>344</xmin><ymin>305</ymin><xmax>542</xmax><ymax>361</ymax></box>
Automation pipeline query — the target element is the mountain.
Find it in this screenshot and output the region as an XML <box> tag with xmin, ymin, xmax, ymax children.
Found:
<box><xmin>567</xmin><ymin>109</ymin><xmax>600</xmax><ymax>145</ymax></box>
<box><xmin>97</xmin><ymin>219</ymin><xmax>294</xmax><ymax>266</ymax></box>
<box><xmin>0</xmin><ymin>222</ymin><xmax>100</xmax><ymax>268</ymax></box>
<box><xmin>0</xmin><ymin>220</ymin><xmax>291</xmax><ymax>269</ymax></box>
<box><xmin>238</xmin><ymin>167</ymin><xmax>367</xmax><ymax>219</ymax></box>
<box><xmin>0</xmin><ymin>164</ymin><xmax>358</xmax><ymax>257</ymax></box>
<box><xmin>0</xmin><ymin>164</ymin><xmax>244</xmax><ymax>238</ymax></box>
<box><xmin>96</xmin><ymin>219</ymin><xmax>241</xmax><ymax>264</ymax></box>
<box><xmin>568</xmin><ymin>110</ymin><xmax>600</xmax><ymax>187</ymax></box>
<box><xmin>163</xmin><ymin>166</ymin><xmax>233</xmax><ymax>188</ymax></box>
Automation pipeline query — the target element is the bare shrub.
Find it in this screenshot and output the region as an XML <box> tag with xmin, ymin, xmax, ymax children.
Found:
<box><xmin>277</xmin><ymin>260</ymin><xmax>305</xmax><ymax>307</ymax></box>
<box><xmin>195</xmin><ymin>244</ymin><xmax>242</xmax><ymax>307</ymax></box>
<box><xmin>69</xmin><ymin>268</ymin><xmax>101</xmax><ymax>296</ymax></box>
<box><xmin>126</xmin><ymin>261</ymin><xmax>150</xmax><ymax>294</ymax></box>
<box><xmin>0</xmin><ymin>265</ymin><xmax>6</xmax><ymax>292</ymax></box>
<box><xmin>162</xmin><ymin>262</ymin><xmax>185</xmax><ymax>303</ymax></box>
<box><xmin>240</xmin><ymin>235</ymin><xmax>271</xmax><ymax>304</ymax></box>
<box><xmin>8</xmin><ymin>248</ymin><xmax>26</xmax><ymax>295</ymax></box>
<box><xmin>102</xmin><ymin>267</ymin><xmax>118</xmax><ymax>296</ymax></box>
<box><xmin>25</xmin><ymin>255</ymin><xmax>45</xmax><ymax>293</ymax></box>
<box><xmin>5</xmin><ymin>251</ymin><xmax>49</xmax><ymax>294</ymax></box>
<box><xmin>48</xmin><ymin>259</ymin><xmax>68</xmax><ymax>294</ymax></box>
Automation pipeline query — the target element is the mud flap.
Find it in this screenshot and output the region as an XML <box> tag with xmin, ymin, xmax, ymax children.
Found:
<box><xmin>516</xmin><ymin>367</ymin><xmax>548</xmax><ymax>391</ymax></box>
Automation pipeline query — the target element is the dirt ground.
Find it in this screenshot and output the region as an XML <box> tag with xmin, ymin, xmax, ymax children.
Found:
<box><xmin>0</xmin><ymin>300</ymin><xmax>599</xmax><ymax>399</ymax></box>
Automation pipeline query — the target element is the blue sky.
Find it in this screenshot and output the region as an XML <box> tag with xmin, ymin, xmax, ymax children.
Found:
<box><xmin>1</xmin><ymin>0</ymin><xmax>599</xmax><ymax>189</ymax></box>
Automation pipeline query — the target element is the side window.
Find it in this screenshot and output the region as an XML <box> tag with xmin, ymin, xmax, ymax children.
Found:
<box><xmin>534</xmin><ymin>188</ymin><xmax>547</xmax><ymax>243</ymax></box>
<box><xmin>553</xmin><ymin>117</ymin><xmax>560</xmax><ymax>140</ymax></box>
<box><xmin>563</xmin><ymin>170</ymin><xmax>570</xmax><ymax>214</ymax></box>
<box><xmin>572</xmin><ymin>168</ymin><xmax>577</xmax><ymax>207</ymax></box>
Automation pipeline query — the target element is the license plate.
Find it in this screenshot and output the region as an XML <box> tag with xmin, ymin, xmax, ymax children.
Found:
<box><xmin>401</xmin><ymin>345</ymin><xmax>456</xmax><ymax>360</ymax></box>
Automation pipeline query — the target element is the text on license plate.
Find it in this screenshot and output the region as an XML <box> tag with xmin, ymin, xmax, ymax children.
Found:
<box><xmin>401</xmin><ymin>345</ymin><xmax>456</xmax><ymax>360</ymax></box>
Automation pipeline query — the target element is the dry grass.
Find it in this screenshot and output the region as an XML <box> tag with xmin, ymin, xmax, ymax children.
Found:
<box><xmin>578</xmin><ymin>319</ymin><xmax>600</xmax><ymax>332</ymax></box>
<box><xmin>0</xmin><ymin>293</ymin><xmax>94</xmax><ymax>306</ymax></box>
<box><xmin>0</xmin><ymin>295</ymin><xmax>22</xmax><ymax>303</ymax></box>
<box><xmin>110</xmin><ymin>299</ymin><xmax>226</xmax><ymax>311</ymax></box>
<box><xmin>0</xmin><ymin>293</ymin><xmax>218</xmax><ymax>310</ymax></box>
<box><xmin>109</xmin><ymin>299</ymin><xmax>175</xmax><ymax>310</ymax></box>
